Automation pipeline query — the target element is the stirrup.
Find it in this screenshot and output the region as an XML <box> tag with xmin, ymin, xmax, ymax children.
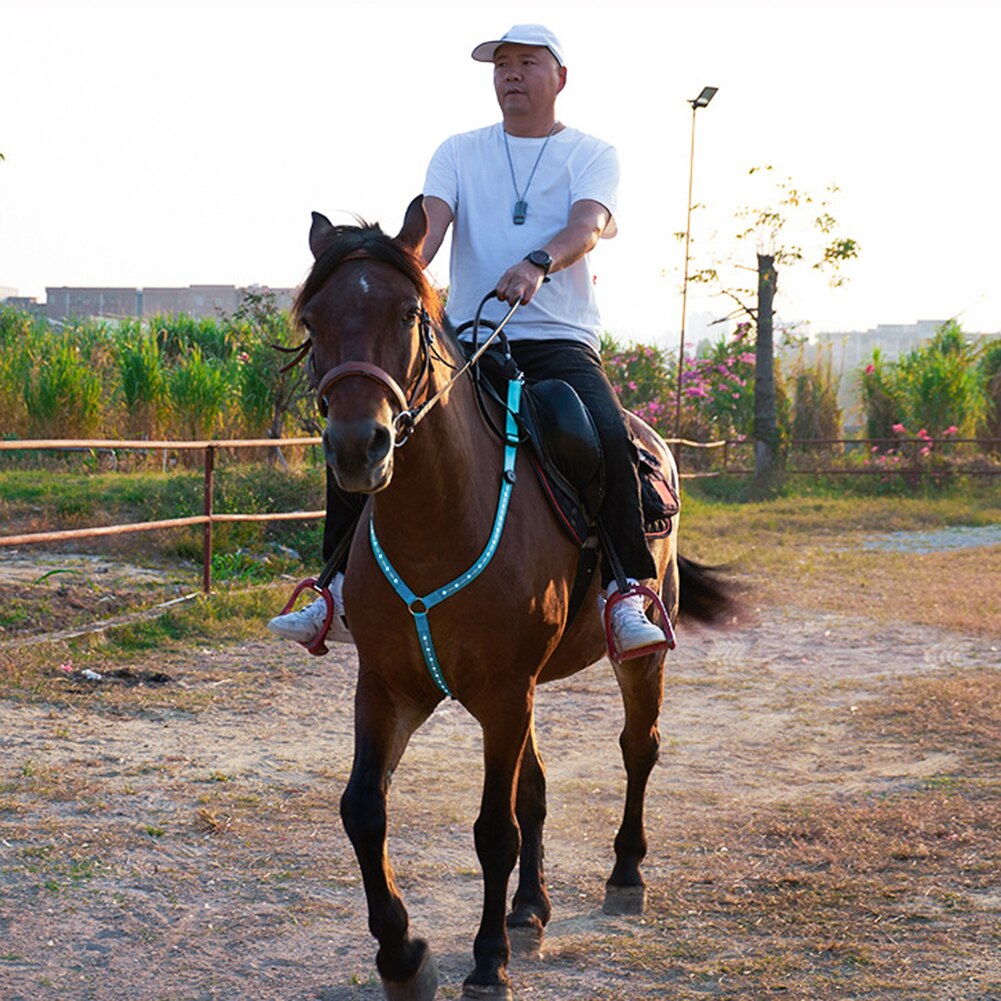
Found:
<box><xmin>278</xmin><ymin>578</ymin><xmax>335</xmax><ymax>656</ymax></box>
<box><xmin>602</xmin><ymin>582</ymin><xmax>676</xmax><ymax>663</ymax></box>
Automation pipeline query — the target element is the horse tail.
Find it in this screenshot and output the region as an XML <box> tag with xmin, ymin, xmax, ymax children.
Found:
<box><xmin>677</xmin><ymin>554</ymin><xmax>737</xmax><ymax>625</ymax></box>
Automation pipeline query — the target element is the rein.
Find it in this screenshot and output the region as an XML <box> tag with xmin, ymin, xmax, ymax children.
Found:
<box><xmin>393</xmin><ymin>293</ymin><xmax>519</xmax><ymax>444</ymax></box>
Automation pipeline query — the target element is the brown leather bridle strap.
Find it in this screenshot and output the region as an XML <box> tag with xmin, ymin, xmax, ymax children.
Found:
<box><xmin>316</xmin><ymin>361</ymin><xmax>410</xmax><ymax>417</ymax></box>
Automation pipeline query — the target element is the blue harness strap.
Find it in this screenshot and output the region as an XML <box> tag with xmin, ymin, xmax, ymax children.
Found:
<box><xmin>369</xmin><ymin>377</ymin><xmax>523</xmax><ymax>698</ymax></box>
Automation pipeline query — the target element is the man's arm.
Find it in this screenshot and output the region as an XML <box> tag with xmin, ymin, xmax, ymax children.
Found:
<box><xmin>421</xmin><ymin>195</ymin><xmax>454</xmax><ymax>267</ymax></box>
<box><xmin>494</xmin><ymin>198</ymin><xmax>612</xmax><ymax>306</ymax></box>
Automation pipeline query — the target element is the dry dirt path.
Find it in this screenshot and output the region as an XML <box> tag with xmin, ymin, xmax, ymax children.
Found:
<box><xmin>2</xmin><ymin>605</ymin><xmax>999</xmax><ymax>1000</ymax></box>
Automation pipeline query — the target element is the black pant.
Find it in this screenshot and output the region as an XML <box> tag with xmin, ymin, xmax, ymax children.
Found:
<box><xmin>323</xmin><ymin>338</ymin><xmax>656</xmax><ymax>587</ymax></box>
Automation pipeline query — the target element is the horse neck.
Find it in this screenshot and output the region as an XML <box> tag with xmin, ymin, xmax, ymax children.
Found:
<box><xmin>370</xmin><ymin>352</ymin><xmax>506</xmax><ymax>563</ymax></box>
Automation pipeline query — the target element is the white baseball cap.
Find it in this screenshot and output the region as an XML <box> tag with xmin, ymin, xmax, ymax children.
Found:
<box><xmin>471</xmin><ymin>24</ymin><xmax>565</xmax><ymax>67</ymax></box>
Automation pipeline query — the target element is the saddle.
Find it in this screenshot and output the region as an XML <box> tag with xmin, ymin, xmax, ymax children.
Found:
<box><xmin>474</xmin><ymin>347</ymin><xmax>680</xmax><ymax>627</ymax></box>
<box><xmin>476</xmin><ymin>347</ymin><xmax>679</xmax><ymax>545</ymax></box>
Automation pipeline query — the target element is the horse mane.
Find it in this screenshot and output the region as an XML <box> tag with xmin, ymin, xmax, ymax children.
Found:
<box><xmin>293</xmin><ymin>221</ymin><xmax>444</xmax><ymax>331</ymax></box>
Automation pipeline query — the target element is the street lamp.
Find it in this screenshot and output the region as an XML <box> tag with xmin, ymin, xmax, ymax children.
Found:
<box><xmin>675</xmin><ymin>85</ymin><xmax>718</xmax><ymax>458</ymax></box>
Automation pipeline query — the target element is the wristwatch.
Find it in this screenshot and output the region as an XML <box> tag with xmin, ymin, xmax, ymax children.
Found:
<box><xmin>524</xmin><ymin>250</ymin><xmax>553</xmax><ymax>275</ymax></box>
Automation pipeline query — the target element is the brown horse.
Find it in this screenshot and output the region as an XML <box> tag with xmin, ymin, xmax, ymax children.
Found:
<box><xmin>293</xmin><ymin>196</ymin><xmax>733</xmax><ymax>1001</ymax></box>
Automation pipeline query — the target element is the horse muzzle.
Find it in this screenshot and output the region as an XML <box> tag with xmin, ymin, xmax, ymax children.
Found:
<box><xmin>323</xmin><ymin>417</ymin><xmax>395</xmax><ymax>493</ymax></box>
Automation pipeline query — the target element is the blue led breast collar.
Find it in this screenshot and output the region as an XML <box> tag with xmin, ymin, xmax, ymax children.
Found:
<box><xmin>369</xmin><ymin>377</ymin><xmax>523</xmax><ymax>699</ymax></box>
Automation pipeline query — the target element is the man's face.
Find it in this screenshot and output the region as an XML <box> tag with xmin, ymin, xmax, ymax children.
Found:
<box><xmin>493</xmin><ymin>43</ymin><xmax>566</xmax><ymax>118</ymax></box>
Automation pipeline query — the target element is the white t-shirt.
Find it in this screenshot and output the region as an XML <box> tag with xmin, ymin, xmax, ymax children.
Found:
<box><xmin>423</xmin><ymin>123</ymin><xmax>619</xmax><ymax>350</ymax></box>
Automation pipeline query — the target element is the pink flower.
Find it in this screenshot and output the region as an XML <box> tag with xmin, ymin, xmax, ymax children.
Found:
<box><xmin>891</xmin><ymin>423</ymin><xmax>907</xmax><ymax>434</ymax></box>
<box><xmin>942</xmin><ymin>425</ymin><xmax>959</xmax><ymax>436</ymax></box>
<box><xmin>865</xmin><ymin>364</ymin><xmax>875</xmax><ymax>375</ymax></box>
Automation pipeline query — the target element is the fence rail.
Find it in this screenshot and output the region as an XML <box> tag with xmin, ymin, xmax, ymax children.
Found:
<box><xmin>0</xmin><ymin>436</ymin><xmax>324</xmax><ymax>592</ymax></box>
<box><xmin>1</xmin><ymin>434</ymin><xmax>998</xmax><ymax>593</ymax></box>
<box><xmin>672</xmin><ymin>436</ymin><xmax>1001</xmax><ymax>478</ymax></box>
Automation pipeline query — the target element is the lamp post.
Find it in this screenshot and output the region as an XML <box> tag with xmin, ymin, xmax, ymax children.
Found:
<box><xmin>674</xmin><ymin>85</ymin><xmax>718</xmax><ymax>460</ymax></box>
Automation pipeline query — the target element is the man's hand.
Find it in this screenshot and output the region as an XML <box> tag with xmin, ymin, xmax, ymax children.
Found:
<box><xmin>495</xmin><ymin>259</ymin><xmax>547</xmax><ymax>306</ymax></box>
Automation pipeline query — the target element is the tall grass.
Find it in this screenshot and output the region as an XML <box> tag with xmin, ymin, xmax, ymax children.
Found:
<box><xmin>167</xmin><ymin>344</ymin><xmax>233</xmax><ymax>440</ymax></box>
<box><xmin>0</xmin><ymin>294</ymin><xmax>314</xmax><ymax>446</ymax></box>
<box><xmin>22</xmin><ymin>338</ymin><xmax>105</xmax><ymax>438</ymax></box>
<box><xmin>788</xmin><ymin>342</ymin><xmax>842</xmax><ymax>441</ymax></box>
<box><xmin>116</xmin><ymin>324</ymin><xmax>166</xmax><ymax>438</ymax></box>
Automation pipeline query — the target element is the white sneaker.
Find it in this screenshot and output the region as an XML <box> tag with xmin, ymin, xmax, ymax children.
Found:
<box><xmin>268</xmin><ymin>573</ymin><xmax>353</xmax><ymax>645</ymax></box>
<box><xmin>603</xmin><ymin>581</ymin><xmax>667</xmax><ymax>657</ymax></box>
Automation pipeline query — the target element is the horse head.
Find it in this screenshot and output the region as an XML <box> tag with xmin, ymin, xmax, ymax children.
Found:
<box><xmin>294</xmin><ymin>196</ymin><xmax>439</xmax><ymax>493</ymax></box>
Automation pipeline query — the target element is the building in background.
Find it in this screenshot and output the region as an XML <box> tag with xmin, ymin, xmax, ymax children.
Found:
<box><xmin>0</xmin><ymin>285</ymin><xmax>294</xmax><ymax>321</ymax></box>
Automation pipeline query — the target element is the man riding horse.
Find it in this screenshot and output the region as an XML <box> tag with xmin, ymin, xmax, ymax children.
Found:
<box><xmin>269</xmin><ymin>23</ymin><xmax>668</xmax><ymax>659</ymax></box>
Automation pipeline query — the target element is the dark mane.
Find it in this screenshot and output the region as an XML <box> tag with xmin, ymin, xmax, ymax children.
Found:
<box><xmin>293</xmin><ymin>222</ymin><xmax>443</xmax><ymax>330</ymax></box>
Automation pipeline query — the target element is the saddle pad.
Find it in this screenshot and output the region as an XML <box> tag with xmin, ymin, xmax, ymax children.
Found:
<box><xmin>532</xmin><ymin>442</ymin><xmax>680</xmax><ymax>545</ymax></box>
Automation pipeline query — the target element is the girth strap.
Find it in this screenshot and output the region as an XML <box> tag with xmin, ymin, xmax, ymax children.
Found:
<box><xmin>369</xmin><ymin>377</ymin><xmax>524</xmax><ymax>698</ymax></box>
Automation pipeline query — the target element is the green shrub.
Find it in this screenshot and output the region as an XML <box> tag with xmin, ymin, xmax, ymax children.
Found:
<box><xmin>860</xmin><ymin>322</ymin><xmax>989</xmax><ymax>441</ymax></box>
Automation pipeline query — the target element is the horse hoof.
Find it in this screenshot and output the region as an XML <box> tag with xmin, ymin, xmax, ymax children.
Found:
<box><xmin>382</xmin><ymin>947</ymin><xmax>439</xmax><ymax>1001</ymax></box>
<box><xmin>461</xmin><ymin>984</ymin><xmax>513</xmax><ymax>1000</ymax></box>
<box><xmin>603</xmin><ymin>883</ymin><xmax>646</xmax><ymax>915</ymax></box>
<box><xmin>507</xmin><ymin>922</ymin><xmax>544</xmax><ymax>959</ymax></box>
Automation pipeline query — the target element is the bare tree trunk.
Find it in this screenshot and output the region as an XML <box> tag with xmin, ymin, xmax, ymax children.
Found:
<box><xmin>751</xmin><ymin>253</ymin><xmax>780</xmax><ymax>496</ymax></box>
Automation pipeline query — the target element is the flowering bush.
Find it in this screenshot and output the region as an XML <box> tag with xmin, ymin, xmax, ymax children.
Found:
<box><xmin>602</xmin><ymin>325</ymin><xmax>763</xmax><ymax>446</ymax></box>
<box><xmin>600</xmin><ymin>338</ymin><xmax>676</xmax><ymax>436</ymax></box>
<box><xmin>860</xmin><ymin>322</ymin><xmax>989</xmax><ymax>442</ymax></box>
<box><xmin>679</xmin><ymin>323</ymin><xmax>757</xmax><ymax>441</ymax></box>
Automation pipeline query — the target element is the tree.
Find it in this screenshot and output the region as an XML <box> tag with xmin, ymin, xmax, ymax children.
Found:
<box><xmin>688</xmin><ymin>167</ymin><xmax>859</xmax><ymax>494</ymax></box>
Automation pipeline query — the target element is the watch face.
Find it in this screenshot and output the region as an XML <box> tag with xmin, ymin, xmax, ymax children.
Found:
<box><xmin>528</xmin><ymin>251</ymin><xmax>552</xmax><ymax>272</ymax></box>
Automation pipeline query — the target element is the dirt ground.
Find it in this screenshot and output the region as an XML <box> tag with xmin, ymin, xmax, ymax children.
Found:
<box><xmin>2</xmin><ymin>571</ymin><xmax>1000</xmax><ymax>999</ymax></box>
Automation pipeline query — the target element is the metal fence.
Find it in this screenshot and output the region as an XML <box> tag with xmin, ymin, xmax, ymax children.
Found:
<box><xmin>0</xmin><ymin>437</ymin><xmax>324</xmax><ymax>592</ymax></box>
<box><xmin>2</xmin><ymin>434</ymin><xmax>998</xmax><ymax>592</ymax></box>
<box><xmin>673</xmin><ymin>436</ymin><xmax>1001</xmax><ymax>478</ymax></box>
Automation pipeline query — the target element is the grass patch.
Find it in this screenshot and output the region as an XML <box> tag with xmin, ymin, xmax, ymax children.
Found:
<box><xmin>0</xmin><ymin>582</ymin><xmax>292</xmax><ymax>714</ymax></box>
<box><xmin>678</xmin><ymin>489</ymin><xmax>1001</xmax><ymax>634</ymax></box>
<box><xmin>856</xmin><ymin>669</ymin><xmax>1001</xmax><ymax>761</ymax></box>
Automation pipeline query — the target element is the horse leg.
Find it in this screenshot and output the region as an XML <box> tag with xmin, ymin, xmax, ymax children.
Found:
<box><xmin>603</xmin><ymin>651</ymin><xmax>665</xmax><ymax>915</ymax></box>
<box><xmin>506</xmin><ymin>722</ymin><xmax>549</xmax><ymax>957</ymax></box>
<box><xmin>462</xmin><ymin>694</ymin><xmax>533</xmax><ymax>1000</ymax></box>
<box><xmin>340</xmin><ymin>670</ymin><xmax>436</xmax><ymax>1001</ymax></box>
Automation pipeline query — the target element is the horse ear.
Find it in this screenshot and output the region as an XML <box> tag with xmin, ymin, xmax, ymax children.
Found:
<box><xmin>309</xmin><ymin>211</ymin><xmax>337</xmax><ymax>260</ymax></box>
<box><xmin>395</xmin><ymin>195</ymin><xmax>428</xmax><ymax>254</ymax></box>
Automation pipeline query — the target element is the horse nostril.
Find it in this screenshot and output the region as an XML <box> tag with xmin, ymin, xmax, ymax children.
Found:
<box><xmin>368</xmin><ymin>424</ymin><xmax>392</xmax><ymax>465</ymax></box>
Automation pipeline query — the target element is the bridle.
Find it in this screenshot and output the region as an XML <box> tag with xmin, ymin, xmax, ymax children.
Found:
<box><xmin>297</xmin><ymin>248</ymin><xmax>518</xmax><ymax>447</ymax></box>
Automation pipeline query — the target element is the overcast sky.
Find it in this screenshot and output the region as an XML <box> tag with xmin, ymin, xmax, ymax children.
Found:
<box><xmin>2</xmin><ymin>0</ymin><xmax>999</xmax><ymax>344</ymax></box>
